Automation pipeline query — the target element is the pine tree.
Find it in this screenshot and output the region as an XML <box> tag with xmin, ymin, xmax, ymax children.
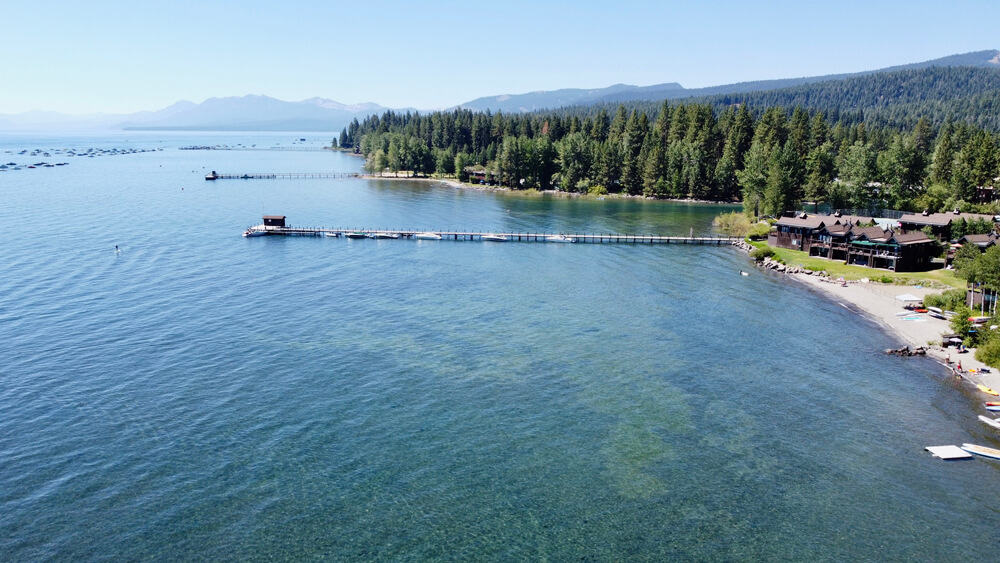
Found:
<box><xmin>737</xmin><ymin>141</ymin><xmax>771</xmax><ymax>217</ymax></box>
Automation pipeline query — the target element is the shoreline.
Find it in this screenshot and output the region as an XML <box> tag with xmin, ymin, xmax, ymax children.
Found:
<box><xmin>786</xmin><ymin>270</ymin><xmax>1000</xmax><ymax>396</ymax></box>
<box><xmin>359</xmin><ymin>174</ymin><xmax>739</xmax><ymax>204</ymax></box>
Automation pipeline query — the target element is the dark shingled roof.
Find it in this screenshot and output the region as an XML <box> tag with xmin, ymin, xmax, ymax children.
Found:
<box><xmin>775</xmin><ymin>214</ymin><xmax>827</xmax><ymax>229</ymax></box>
<box><xmin>851</xmin><ymin>226</ymin><xmax>890</xmax><ymax>241</ymax></box>
<box><xmin>960</xmin><ymin>233</ymin><xmax>998</xmax><ymax>247</ymax></box>
<box><xmin>823</xmin><ymin>223</ymin><xmax>852</xmax><ymax>235</ymax></box>
<box><xmin>898</xmin><ymin>212</ymin><xmax>996</xmax><ymax>227</ymax></box>
<box><xmin>891</xmin><ymin>231</ymin><xmax>936</xmax><ymax>245</ymax></box>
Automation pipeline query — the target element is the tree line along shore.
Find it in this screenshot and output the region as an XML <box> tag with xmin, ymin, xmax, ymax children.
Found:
<box><xmin>333</xmin><ymin>101</ymin><xmax>1000</xmax><ymax>216</ymax></box>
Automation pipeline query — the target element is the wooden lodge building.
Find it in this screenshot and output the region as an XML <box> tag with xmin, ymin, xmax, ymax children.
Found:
<box><xmin>767</xmin><ymin>212</ymin><xmax>939</xmax><ymax>271</ymax></box>
<box><xmin>897</xmin><ymin>210</ymin><xmax>997</xmax><ymax>240</ymax></box>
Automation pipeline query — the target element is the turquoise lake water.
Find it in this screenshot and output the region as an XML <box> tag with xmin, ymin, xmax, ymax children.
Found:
<box><xmin>2</xmin><ymin>132</ymin><xmax>999</xmax><ymax>560</ymax></box>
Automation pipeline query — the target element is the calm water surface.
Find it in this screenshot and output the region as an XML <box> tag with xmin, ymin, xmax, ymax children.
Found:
<box><xmin>1</xmin><ymin>132</ymin><xmax>998</xmax><ymax>560</ymax></box>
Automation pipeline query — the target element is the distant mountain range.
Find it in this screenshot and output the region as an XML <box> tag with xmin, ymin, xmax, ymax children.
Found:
<box><xmin>0</xmin><ymin>95</ymin><xmax>397</xmax><ymax>132</ymax></box>
<box><xmin>1</xmin><ymin>50</ymin><xmax>997</xmax><ymax>131</ymax></box>
<box><xmin>455</xmin><ymin>49</ymin><xmax>1000</xmax><ymax>112</ymax></box>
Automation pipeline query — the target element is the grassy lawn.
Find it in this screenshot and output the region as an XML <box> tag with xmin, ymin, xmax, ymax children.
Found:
<box><xmin>747</xmin><ymin>241</ymin><xmax>964</xmax><ymax>288</ymax></box>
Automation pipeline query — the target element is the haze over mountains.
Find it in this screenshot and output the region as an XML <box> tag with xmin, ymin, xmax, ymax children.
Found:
<box><xmin>1</xmin><ymin>50</ymin><xmax>997</xmax><ymax>132</ymax></box>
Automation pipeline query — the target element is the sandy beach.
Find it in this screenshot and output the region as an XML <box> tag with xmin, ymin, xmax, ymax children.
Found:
<box><xmin>790</xmin><ymin>273</ymin><xmax>1000</xmax><ymax>396</ymax></box>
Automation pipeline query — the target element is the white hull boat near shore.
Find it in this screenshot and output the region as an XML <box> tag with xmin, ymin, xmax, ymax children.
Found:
<box><xmin>546</xmin><ymin>235</ymin><xmax>575</xmax><ymax>243</ymax></box>
<box><xmin>243</xmin><ymin>225</ymin><xmax>267</xmax><ymax>237</ymax></box>
<box><xmin>414</xmin><ymin>232</ymin><xmax>442</xmax><ymax>240</ymax></box>
<box><xmin>483</xmin><ymin>234</ymin><xmax>508</xmax><ymax>242</ymax></box>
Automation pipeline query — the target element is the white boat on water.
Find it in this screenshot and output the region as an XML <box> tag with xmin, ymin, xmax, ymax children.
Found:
<box><xmin>375</xmin><ymin>232</ymin><xmax>399</xmax><ymax>239</ymax></box>
<box><xmin>961</xmin><ymin>443</ymin><xmax>1000</xmax><ymax>460</ymax></box>
<box><xmin>414</xmin><ymin>232</ymin><xmax>442</xmax><ymax>240</ymax></box>
<box><xmin>344</xmin><ymin>232</ymin><xmax>368</xmax><ymax>239</ymax></box>
<box><xmin>482</xmin><ymin>234</ymin><xmax>508</xmax><ymax>242</ymax></box>
<box><xmin>546</xmin><ymin>234</ymin><xmax>575</xmax><ymax>243</ymax></box>
<box><xmin>325</xmin><ymin>232</ymin><xmax>339</xmax><ymax>238</ymax></box>
<box><xmin>243</xmin><ymin>225</ymin><xmax>267</xmax><ymax>237</ymax></box>
<box><xmin>978</xmin><ymin>415</ymin><xmax>1000</xmax><ymax>430</ymax></box>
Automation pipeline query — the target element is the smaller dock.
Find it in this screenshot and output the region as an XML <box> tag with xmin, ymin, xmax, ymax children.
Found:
<box><xmin>205</xmin><ymin>171</ymin><xmax>359</xmax><ymax>180</ymax></box>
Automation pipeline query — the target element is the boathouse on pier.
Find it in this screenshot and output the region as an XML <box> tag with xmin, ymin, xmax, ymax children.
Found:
<box><xmin>263</xmin><ymin>215</ymin><xmax>286</xmax><ymax>228</ymax></box>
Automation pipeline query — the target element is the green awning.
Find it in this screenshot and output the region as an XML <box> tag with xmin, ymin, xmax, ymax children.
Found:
<box><xmin>851</xmin><ymin>240</ymin><xmax>897</xmax><ymax>247</ymax></box>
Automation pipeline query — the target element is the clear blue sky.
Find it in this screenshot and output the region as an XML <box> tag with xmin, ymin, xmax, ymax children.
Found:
<box><xmin>1</xmin><ymin>0</ymin><xmax>996</xmax><ymax>114</ymax></box>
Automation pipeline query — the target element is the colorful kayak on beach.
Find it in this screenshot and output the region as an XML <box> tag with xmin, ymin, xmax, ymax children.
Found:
<box><xmin>977</xmin><ymin>384</ymin><xmax>1000</xmax><ymax>396</ymax></box>
<box><xmin>986</xmin><ymin>405</ymin><xmax>1000</xmax><ymax>412</ymax></box>
<box><xmin>986</xmin><ymin>402</ymin><xmax>1000</xmax><ymax>406</ymax></box>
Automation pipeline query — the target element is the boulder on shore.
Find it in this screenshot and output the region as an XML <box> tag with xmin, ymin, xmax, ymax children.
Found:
<box><xmin>886</xmin><ymin>346</ymin><xmax>927</xmax><ymax>357</ymax></box>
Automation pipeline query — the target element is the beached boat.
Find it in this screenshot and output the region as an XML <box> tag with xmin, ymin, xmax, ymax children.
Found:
<box><xmin>546</xmin><ymin>234</ymin><xmax>575</xmax><ymax>243</ymax></box>
<box><xmin>961</xmin><ymin>443</ymin><xmax>1000</xmax><ymax>460</ymax></box>
<box><xmin>986</xmin><ymin>405</ymin><xmax>1000</xmax><ymax>412</ymax></box>
<box><xmin>482</xmin><ymin>234</ymin><xmax>508</xmax><ymax>242</ymax></box>
<box><xmin>979</xmin><ymin>415</ymin><xmax>1000</xmax><ymax>430</ymax></box>
<box><xmin>374</xmin><ymin>232</ymin><xmax>399</xmax><ymax>239</ymax></box>
<box><xmin>929</xmin><ymin>312</ymin><xmax>946</xmax><ymax>320</ymax></box>
<box><xmin>986</xmin><ymin>402</ymin><xmax>1000</xmax><ymax>406</ymax></box>
<box><xmin>414</xmin><ymin>232</ymin><xmax>442</xmax><ymax>240</ymax></box>
<box><xmin>344</xmin><ymin>232</ymin><xmax>368</xmax><ymax>239</ymax></box>
<box><xmin>977</xmin><ymin>384</ymin><xmax>1000</xmax><ymax>396</ymax></box>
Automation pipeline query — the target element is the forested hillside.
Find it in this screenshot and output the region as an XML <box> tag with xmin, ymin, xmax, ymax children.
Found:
<box><xmin>698</xmin><ymin>66</ymin><xmax>1000</xmax><ymax>131</ymax></box>
<box><xmin>338</xmin><ymin>101</ymin><xmax>1000</xmax><ymax>217</ymax></box>
<box><xmin>458</xmin><ymin>50</ymin><xmax>999</xmax><ymax>113</ymax></box>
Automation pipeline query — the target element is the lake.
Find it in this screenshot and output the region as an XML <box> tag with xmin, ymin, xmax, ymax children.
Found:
<box><xmin>1</xmin><ymin>131</ymin><xmax>997</xmax><ymax>560</ymax></box>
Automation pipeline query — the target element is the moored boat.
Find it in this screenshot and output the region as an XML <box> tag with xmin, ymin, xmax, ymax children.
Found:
<box><xmin>546</xmin><ymin>234</ymin><xmax>575</xmax><ymax>243</ymax></box>
<box><xmin>242</xmin><ymin>225</ymin><xmax>268</xmax><ymax>237</ymax></box>
<box><xmin>325</xmin><ymin>232</ymin><xmax>339</xmax><ymax>237</ymax></box>
<box><xmin>345</xmin><ymin>232</ymin><xmax>368</xmax><ymax>239</ymax></box>
<box><xmin>961</xmin><ymin>443</ymin><xmax>1000</xmax><ymax>460</ymax></box>
<box><xmin>414</xmin><ymin>232</ymin><xmax>442</xmax><ymax>240</ymax></box>
<box><xmin>374</xmin><ymin>232</ymin><xmax>399</xmax><ymax>239</ymax></box>
<box><xmin>482</xmin><ymin>234</ymin><xmax>508</xmax><ymax>242</ymax></box>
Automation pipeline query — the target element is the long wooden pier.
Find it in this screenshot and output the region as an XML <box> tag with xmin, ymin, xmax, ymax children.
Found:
<box><xmin>243</xmin><ymin>225</ymin><xmax>741</xmax><ymax>245</ymax></box>
<box><xmin>206</xmin><ymin>172</ymin><xmax>360</xmax><ymax>180</ymax></box>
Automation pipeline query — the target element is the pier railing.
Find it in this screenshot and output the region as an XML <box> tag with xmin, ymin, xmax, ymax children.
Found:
<box><xmin>243</xmin><ymin>225</ymin><xmax>743</xmax><ymax>245</ymax></box>
<box><xmin>206</xmin><ymin>172</ymin><xmax>360</xmax><ymax>180</ymax></box>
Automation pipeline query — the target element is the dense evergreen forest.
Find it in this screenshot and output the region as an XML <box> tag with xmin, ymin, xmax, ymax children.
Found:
<box><xmin>338</xmin><ymin>96</ymin><xmax>1000</xmax><ymax>217</ymax></box>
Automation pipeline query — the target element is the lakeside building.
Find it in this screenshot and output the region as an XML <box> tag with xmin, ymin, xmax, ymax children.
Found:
<box><xmin>897</xmin><ymin>210</ymin><xmax>997</xmax><ymax>240</ymax></box>
<box><xmin>958</xmin><ymin>232</ymin><xmax>999</xmax><ymax>250</ymax></box>
<box><xmin>768</xmin><ymin>212</ymin><xmax>938</xmax><ymax>271</ymax></box>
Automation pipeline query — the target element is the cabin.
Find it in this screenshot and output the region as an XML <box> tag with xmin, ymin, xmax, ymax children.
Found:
<box><xmin>465</xmin><ymin>167</ymin><xmax>498</xmax><ymax>185</ymax></box>
<box><xmin>840</xmin><ymin>229</ymin><xmax>937</xmax><ymax>271</ymax></box>
<box><xmin>262</xmin><ymin>215</ymin><xmax>286</xmax><ymax>228</ymax></box>
<box><xmin>958</xmin><ymin>233</ymin><xmax>998</xmax><ymax>250</ymax></box>
<box><xmin>767</xmin><ymin>213</ymin><xmax>829</xmax><ymax>252</ymax></box>
<box><xmin>809</xmin><ymin>222</ymin><xmax>853</xmax><ymax>260</ymax></box>
<box><xmin>967</xmin><ymin>283</ymin><xmax>999</xmax><ymax>315</ymax></box>
<box><xmin>770</xmin><ymin>210</ymin><xmax>938</xmax><ymax>271</ymax></box>
<box><xmin>897</xmin><ymin>210</ymin><xmax>996</xmax><ymax>241</ymax></box>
